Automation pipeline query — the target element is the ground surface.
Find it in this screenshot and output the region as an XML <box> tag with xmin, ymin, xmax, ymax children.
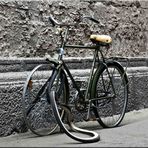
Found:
<box><xmin>0</xmin><ymin>108</ymin><xmax>148</xmax><ymax>147</ymax></box>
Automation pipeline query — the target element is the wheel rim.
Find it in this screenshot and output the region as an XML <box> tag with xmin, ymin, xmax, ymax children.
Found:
<box><xmin>22</xmin><ymin>64</ymin><xmax>58</xmax><ymax>136</ymax></box>
<box><xmin>93</xmin><ymin>64</ymin><xmax>128</xmax><ymax>127</ymax></box>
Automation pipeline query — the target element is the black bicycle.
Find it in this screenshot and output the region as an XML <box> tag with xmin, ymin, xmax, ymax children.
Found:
<box><xmin>22</xmin><ymin>15</ymin><xmax>128</xmax><ymax>143</ymax></box>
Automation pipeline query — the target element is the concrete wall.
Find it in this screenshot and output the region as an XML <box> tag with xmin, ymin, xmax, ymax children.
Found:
<box><xmin>0</xmin><ymin>57</ymin><xmax>148</xmax><ymax>136</ymax></box>
<box><xmin>0</xmin><ymin>0</ymin><xmax>147</xmax><ymax>57</ymax></box>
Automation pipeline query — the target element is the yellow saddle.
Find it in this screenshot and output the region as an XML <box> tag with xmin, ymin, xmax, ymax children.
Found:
<box><xmin>90</xmin><ymin>34</ymin><xmax>112</xmax><ymax>44</ymax></box>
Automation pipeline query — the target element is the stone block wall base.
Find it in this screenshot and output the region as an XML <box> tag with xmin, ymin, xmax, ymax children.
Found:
<box><xmin>0</xmin><ymin>57</ymin><xmax>148</xmax><ymax>136</ymax></box>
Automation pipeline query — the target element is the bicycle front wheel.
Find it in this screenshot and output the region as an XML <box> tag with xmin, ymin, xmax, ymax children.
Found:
<box><xmin>48</xmin><ymin>70</ymin><xmax>100</xmax><ymax>143</ymax></box>
<box><xmin>49</xmin><ymin>91</ymin><xmax>100</xmax><ymax>143</ymax></box>
<box><xmin>91</xmin><ymin>61</ymin><xmax>128</xmax><ymax>128</ymax></box>
<box><xmin>22</xmin><ymin>64</ymin><xmax>58</xmax><ymax>136</ymax></box>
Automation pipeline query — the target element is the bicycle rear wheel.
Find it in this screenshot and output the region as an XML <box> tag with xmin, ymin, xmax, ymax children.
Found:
<box><xmin>48</xmin><ymin>70</ymin><xmax>100</xmax><ymax>143</ymax></box>
<box><xmin>22</xmin><ymin>64</ymin><xmax>58</xmax><ymax>136</ymax></box>
<box><xmin>91</xmin><ymin>61</ymin><xmax>128</xmax><ymax>128</ymax></box>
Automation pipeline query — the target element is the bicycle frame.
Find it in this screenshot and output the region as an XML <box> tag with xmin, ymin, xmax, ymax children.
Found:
<box><xmin>22</xmin><ymin>15</ymin><xmax>129</xmax><ymax>141</ymax></box>
<box><xmin>50</xmin><ymin>26</ymin><xmax>109</xmax><ymax>103</ymax></box>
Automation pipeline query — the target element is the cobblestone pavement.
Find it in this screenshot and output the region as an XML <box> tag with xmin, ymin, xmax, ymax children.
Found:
<box><xmin>1</xmin><ymin>108</ymin><xmax>148</xmax><ymax>147</ymax></box>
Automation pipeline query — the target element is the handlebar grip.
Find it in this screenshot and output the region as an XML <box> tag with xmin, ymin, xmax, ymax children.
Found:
<box><xmin>49</xmin><ymin>15</ymin><xmax>61</xmax><ymax>26</ymax></box>
<box><xmin>48</xmin><ymin>16</ymin><xmax>56</xmax><ymax>27</ymax></box>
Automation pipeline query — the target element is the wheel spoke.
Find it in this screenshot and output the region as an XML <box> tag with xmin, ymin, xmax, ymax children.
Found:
<box><xmin>22</xmin><ymin>64</ymin><xmax>58</xmax><ymax>136</ymax></box>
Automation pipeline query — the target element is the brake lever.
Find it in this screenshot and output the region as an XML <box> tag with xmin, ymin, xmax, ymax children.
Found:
<box><xmin>83</xmin><ymin>16</ymin><xmax>105</xmax><ymax>27</ymax></box>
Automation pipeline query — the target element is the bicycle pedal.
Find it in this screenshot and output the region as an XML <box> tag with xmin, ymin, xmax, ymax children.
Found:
<box><xmin>84</xmin><ymin>117</ymin><xmax>97</xmax><ymax>121</ymax></box>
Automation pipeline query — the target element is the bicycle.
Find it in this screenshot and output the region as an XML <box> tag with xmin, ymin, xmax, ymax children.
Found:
<box><xmin>22</xmin><ymin>15</ymin><xmax>129</xmax><ymax>143</ymax></box>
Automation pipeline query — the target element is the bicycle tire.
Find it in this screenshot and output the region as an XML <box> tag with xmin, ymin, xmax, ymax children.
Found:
<box><xmin>48</xmin><ymin>70</ymin><xmax>100</xmax><ymax>143</ymax></box>
<box><xmin>91</xmin><ymin>61</ymin><xmax>128</xmax><ymax>128</ymax></box>
<box><xmin>22</xmin><ymin>64</ymin><xmax>64</xmax><ymax>136</ymax></box>
<box><xmin>49</xmin><ymin>91</ymin><xmax>100</xmax><ymax>143</ymax></box>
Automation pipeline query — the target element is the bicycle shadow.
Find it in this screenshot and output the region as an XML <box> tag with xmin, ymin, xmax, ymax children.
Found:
<box><xmin>120</xmin><ymin>108</ymin><xmax>148</xmax><ymax>126</ymax></box>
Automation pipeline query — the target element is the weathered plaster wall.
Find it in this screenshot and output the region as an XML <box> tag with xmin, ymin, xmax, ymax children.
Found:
<box><xmin>0</xmin><ymin>0</ymin><xmax>147</xmax><ymax>58</ymax></box>
<box><xmin>0</xmin><ymin>0</ymin><xmax>148</xmax><ymax>137</ymax></box>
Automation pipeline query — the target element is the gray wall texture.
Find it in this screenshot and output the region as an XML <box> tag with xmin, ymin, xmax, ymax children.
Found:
<box><xmin>0</xmin><ymin>0</ymin><xmax>148</xmax><ymax>58</ymax></box>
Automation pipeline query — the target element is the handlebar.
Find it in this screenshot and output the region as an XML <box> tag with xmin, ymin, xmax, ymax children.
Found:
<box><xmin>48</xmin><ymin>15</ymin><xmax>101</xmax><ymax>27</ymax></box>
<box><xmin>83</xmin><ymin>16</ymin><xmax>100</xmax><ymax>24</ymax></box>
<box><xmin>48</xmin><ymin>15</ymin><xmax>77</xmax><ymax>27</ymax></box>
